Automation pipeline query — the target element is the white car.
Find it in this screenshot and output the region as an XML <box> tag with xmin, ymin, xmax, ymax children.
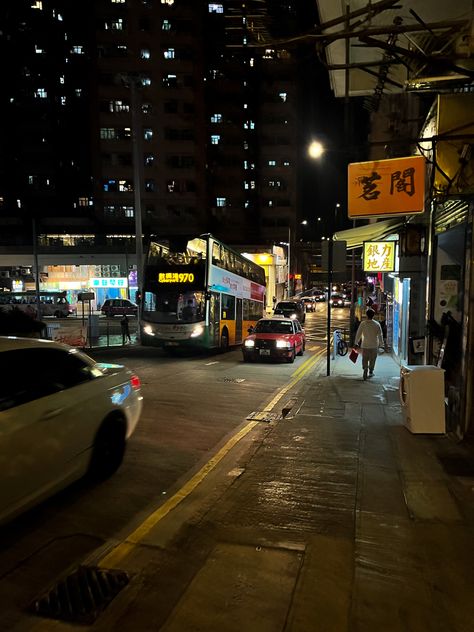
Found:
<box><xmin>0</xmin><ymin>336</ymin><xmax>143</xmax><ymax>524</ymax></box>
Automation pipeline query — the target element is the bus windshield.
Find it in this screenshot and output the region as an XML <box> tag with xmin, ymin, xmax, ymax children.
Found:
<box><xmin>143</xmin><ymin>289</ymin><xmax>205</xmax><ymax>324</ymax></box>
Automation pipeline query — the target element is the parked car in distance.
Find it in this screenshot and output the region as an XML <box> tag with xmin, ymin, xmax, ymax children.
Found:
<box><xmin>313</xmin><ymin>291</ymin><xmax>326</xmax><ymax>302</ymax></box>
<box><xmin>0</xmin><ymin>336</ymin><xmax>143</xmax><ymax>525</ymax></box>
<box><xmin>330</xmin><ymin>293</ymin><xmax>345</xmax><ymax>308</ymax></box>
<box><xmin>242</xmin><ymin>316</ymin><xmax>305</xmax><ymax>363</ymax></box>
<box><xmin>300</xmin><ymin>297</ymin><xmax>316</xmax><ymax>312</ymax></box>
<box><xmin>273</xmin><ymin>300</ymin><xmax>306</xmax><ymax>323</ymax></box>
<box><xmin>101</xmin><ymin>298</ymin><xmax>138</xmax><ymax>318</ymax></box>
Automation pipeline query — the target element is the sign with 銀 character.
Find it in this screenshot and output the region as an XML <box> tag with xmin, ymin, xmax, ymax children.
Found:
<box><xmin>348</xmin><ymin>156</ymin><xmax>425</xmax><ymax>218</ymax></box>
<box><xmin>363</xmin><ymin>241</ymin><xmax>395</xmax><ymax>273</ymax></box>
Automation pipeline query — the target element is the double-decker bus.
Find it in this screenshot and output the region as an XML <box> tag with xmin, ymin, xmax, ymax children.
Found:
<box><xmin>140</xmin><ymin>234</ymin><xmax>266</xmax><ymax>350</ymax></box>
<box><xmin>0</xmin><ymin>290</ymin><xmax>73</xmax><ymax>318</ymax></box>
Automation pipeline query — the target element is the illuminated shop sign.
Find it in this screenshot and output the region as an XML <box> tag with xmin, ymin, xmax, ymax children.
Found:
<box><xmin>348</xmin><ymin>155</ymin><xmax>425</xmax><ymax>218</ymax></box>
<box><xmin>363</xmin><ymin>241</ymin><xmax>395</xmax><ymax>272</ymax></box>
<box><xmin>158</xmin><ymin>272</ymin><xmax>195</xmax><ymax>283</ymax></box>
<box><xmin>89</xmin><ymin>277</ymin><xmax>127</xmax><ymax>288</ymax></box>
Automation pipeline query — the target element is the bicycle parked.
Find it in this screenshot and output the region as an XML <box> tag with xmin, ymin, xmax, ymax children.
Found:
<box><xmin>334</xmin><ymin>328</ymin><xmax>349</xmax><ymax>356</ymax></box>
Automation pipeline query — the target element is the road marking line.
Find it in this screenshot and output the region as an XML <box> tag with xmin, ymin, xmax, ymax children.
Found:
<box><xmin>98</xmin><ymin>420</ymin><xmax>258</xmax><ymax>569</ymax></box>
<box><xmin>205</xmin><ymin>361</ymin><xmax>219</xmax><ymax>365</ymax></box>
<box><xmin>97</xmin><ymin>348</ymin><xmax>324</xmax><ymax>571</ymax></box>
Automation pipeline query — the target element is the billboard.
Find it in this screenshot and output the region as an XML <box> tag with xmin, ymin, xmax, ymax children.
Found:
<box><xmin>363</xmin><ymin>241</ymin><xmax>396</xmax><ymax>273</ymax></box>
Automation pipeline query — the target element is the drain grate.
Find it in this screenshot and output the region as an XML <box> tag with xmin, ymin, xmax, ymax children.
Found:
<box><xmin>438</xmin><ymin>455</ymin><xmax>474</xmax><ymax>477</ymax></box>
<box><xmin>30</xmin><ymin>566</ymin><xmax>129</xmax><ymax>625</ymax></box>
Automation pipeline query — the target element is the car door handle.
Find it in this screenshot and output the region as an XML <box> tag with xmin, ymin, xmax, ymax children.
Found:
<box><xmin>40</xmin><ymin>408</ymin><xmax>64</xmax><ymax>420</ymax></box>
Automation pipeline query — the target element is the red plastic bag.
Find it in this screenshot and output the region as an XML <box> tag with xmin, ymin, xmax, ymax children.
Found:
<box><xmin>349</xmin><ymin>347</ymin><xmax>359</xmax><ymax>363</ymax></box>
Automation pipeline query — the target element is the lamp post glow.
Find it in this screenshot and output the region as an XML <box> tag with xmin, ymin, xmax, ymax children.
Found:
<box><xmin>308</xmin><ymin>140</ymin><xmax>325</xmax><ymax>160</ymax></box>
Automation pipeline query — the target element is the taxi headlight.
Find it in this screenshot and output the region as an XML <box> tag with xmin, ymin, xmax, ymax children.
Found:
<box><xmin>290</xmin><ymin>313</ymin><xmax>297</xmax><ymax>319</ymax></box>
<box><xmin>143</xmin><ymin>324</ymin><xmax>155</xmax><ymax>336</ymax></box>
<box><xmin>190</xmin><ymin>324</ymin><xmax>204</xmax><ymax>338</ymax></box>
<box><xmin>244</xmin><ymin>339</ymin><xmax>255</xmax><ymax>348</ymax></box>
<box><xmin>276</xmin><ymin>339</ymin><xmax>290</xmax><ymax>349</ymax></box>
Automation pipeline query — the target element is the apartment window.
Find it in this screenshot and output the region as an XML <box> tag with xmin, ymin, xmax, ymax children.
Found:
<box><xmin>103</xmin><ymin>179</ymin><xmax>117</xmax><ymax>192</ymax></box>
<box><xmin>144</xmin><ymin>128</ymin><xmax>153</xmax><ymax>141</ymax></box>
<box><xmin>162</xmin><ymin>19</ymin><xmax>171</xmax><ymax>30</ymax></box>
<box><xmin>141</xmin><ymin>76</ymin><xmax>151</xmax><ymax>86</ymax></box>
<box><xmin>163</xmin><ymin>74</ymin><xmax>177</xmax><ymax>88</ymax></box>
<box><xmin>72</xmin><ymin>45</ymin><xmax>83</xmax><ymax>54</ymax></box>
<box><xmin>164</xmin><ymin>48</ymin><xmax>175</xmax><ymax>59</ymax></box>
<box><xmin>164</xmin><ymin>100</ymin><xmax>178</xmax><ymax>113</ymax></box>
<box><xmin>211</xmin><ymin>135</ymin><xmax>220</xmax><ymax>145</ymax></box>
<box><xmin>35</xmin><ymin>45</ymin><xmax>44</xmax><ymax>54</ymax></box>
<box><xmin>142</xmin><ymin>102</ymin><xmax>152</xmax><ymax>114</ymax></box>
<box><xmin>208</xmin><ymin>3</ymin><xmax>223</xmax><ymax>13</ymax></box>
<box><xmin>244</xmin><ymin>120</ymin><xmax>255</xmax><ymax>130</ymax></box>
<box><xmin>119</xmin><ymin>179</ymin><xmax>133</xmax><ymax>192</ymax></box>
<box><xmin>140</xmin><ymin>48</ymin><xmax>151</xmax><ymax>59</ymax></box>
<box><xmin>279</xmin><ymin>92</ymin><xmax>287</xmax><ymax>102</ymax></box>
<box><xmin>161</xmin><ymin>0</ymin><xmax>174</xmax><ymax>5</ymax></box>
<box><xmin>167</xmin><ymin>180</ymin><xmax>176</xmax><ymax>193</ymax></box>
<box><xmin>78</xmin><ymin>197</ymin><xmax>90</xmax><ymax>206</ymax></box>
<box><xmin>139</xmin><ymin>17</ymin><xmax>151</xmax><ymax>31</ymax></box>
<box><xmin>60</xmin><ymin>96</ymin><xmax>66</xmax><ymax>105</ymax></box>
<box><xmin>124</xmin><ymin>206</ymin><xmax>134</xmax><ymax>217</ymax></box>
<box><xmin>268</xmin><ymin>160</ymin><xmax>276</xmax><ymax>166</ymax></box>
<box><xmin>111</xmin><ymin>0</ymin><xmax>126</xmax><ymax>3</ymax></box>
<box><xmin>211</xmin><ymin>113</ymin><xmax>222</xmax><ymax>123</ymax></box>
<box><xmin>145</xmin><ymin>179</ymin><xmax>155</xmax><ymax>192</ymax></box>
<box><xmin>112</xmin><ymin>99</ymin><xmax>129</xmax><ymax>112</ymax></box>
<box><xmin>31</xmin><ymin>1</ymin><xmax>43</xmax><ymax>9</ymax></box>
<box><xmin>283</xmin><ymin>160</ymin><xmax>290</xmax><ymax>166</ymax></box>
<box><xmin>75</xmin><ymin>88</ymin><xmax>82</xmax><ymax>97</ymax></box>
<box><xmin>100</xmin><ymin>128</ymin><xmax>116</xmax><ymax>140</ymax></box>
<box><xmin>144</xmin><ymin>154</ymin><xmax>155</xmax><ymax>166</ymax></box>
<box><xmin>216</xmin><ymin>197</ymin><xmax>226</xmax><ymax>207</ymax></box>
<box><xmin>104</xmin><ymin>18</ymin><xmax>124</xmax><ymax>30</ymax></box>
<box><xmin>35</xmin><ymin>88</ymin><xmax>47</xmax><ymax>98</ymax></box>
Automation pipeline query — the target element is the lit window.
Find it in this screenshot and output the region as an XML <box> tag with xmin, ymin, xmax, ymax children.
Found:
<box><xmin>250</xmin><ymin>58</ymin><xmax>254</xmax><ymax>67</ymax></box>
<box><xmin>144</xmin><ymin>154</ymin><xmax>155</xmax><ymax>166</ymax></box>
<box><xmin>145</xmin><ymin>179</ymin><xmax>155</xmax><ymax>192</ymax></box>
<box><xmin>208</xmin><ymin>3</ymin><xmax>223</xmax><ymax>13</ymax></box>
<box><xmin>268</xmin><ymin>200</ymin><xmax>273</xmax><ymax>207</ymax></box>
<box><xmin>244</xmin><ymin>121</ymin><xmax>255</xmax><ymax>130</ymax></box>
<box><xmin>216</xmin><ymin>197</ymin><xmax>226</xmax><ymax>207</ymax></box>
<box><xmin>243</xmin><ymin>36</ymin><xmax>247</xmax><ymax>45</ymax></box>
<box><xmin>103</xmin><ymin>179</ymin><xmax>117</xmax><ymax>192</ymax></box>
<box><xmin>60</xmin><ymin>96</ymin><xmax>66</xmax><ymax>105</ymax></box>
<box><xmin>109</xmin><ymin>99</ymin><xmax>129</xmax><ymax>112</ymax></box>
<box><xmin>140</xmin><ymin>49</ymin><xmax>151</xmax><ymax>60</ymax></box>
<box><xmin>124</xmin><ymin>206</ymin><xmax>134</xmax><ymax>217</ymax></box>
<box><xmin>28</xmin><ymin>175</ymin><xmax>35</xmax><ymax>185</ymax></box>
<box><xmin>144</xmin><ymin>128</ymin><xmax>153</xmax><ymax>141</ymax></box>
<box><xmin>111</xmin><ymin>0</ymin><xmax>126</xmax><ymax>3</ymax></box>
<box><xmin>100</xmin><ymin>128</ymin><xmax>116</xmax><ymax>139</ymax></box>
<box><xmin>164</xmin><ymin>48</ymin><xmax>175</xmax><ymax>59</ymax></box>
<box><xmin>211</xmin><ymin>135</ymin><xmax>220</xmax><ymax>145</ymax></box>
<box><xmin>119</xmin><ymin>180</ymin><xmax>133</xmax><ymax>192</ymax></box>
<box><xmin>268</xmin><ymin>160</ymin><xmax>276</xmax><ymax>166</ymax></box>
<box><xmin>244</xmin><ymin>200</ymin><xmax>250</xmax><ymax>209</ymax></box>
<box><xmin>162</xmin><ymin>20</ymin><xmax>171</xmax><ymax>30</ymax></box>
<box><xmin>78</xmin><ymin>197</ymin><xmax>89</xmax><ymax>206</ymax></box>
<box><xmin>279</xmin><ymin>92</ymin><xmax>287</xmax><ymax>102</ymax></box>
<box><xmin>35</xmin><ymin>45</ymin><xmax>44</xmax><ymax>54</ymax></box>
<box><xmin>210</xmin><ymin>113</ymin><xmax>222</xmax><ymax>123</ymax></box>
<box><xmin>75</xmin><ymin>88</ymin><xmax>82</xmax><ymax>97</ymax></box>
<box><xmin>57</xmin><ymin>13</ymin><xmax>63</xmax><ymax>21</ymax></box>
<box><xmin>31</xmin><ymin>1</ymin><xmax>43</xmax><ymax>9</ymax></box>
<box><xmin>141</xmin><ymin>76</ymin><xmax>151</xmax><ymax>86</ymax></box>
<box><xmin>59</xmin><ymin>75</ymin><xmax>65</xmax><ymax>84</ymax></box>
<box><xmin>163</xmin><ymin>74</ymin><xmax>177</xmax><ymax>87</ymax></box>
<box><xmin>161</xmin><ymin>0</ymin><xmax>174</xmax><ymax>5</ymax></box>
<box><xmin>283</xmin><ymin>160</ymin><xmax>290</xmax><ymax>166</ymax></box>
<box><xmin>72</xmin><ymin>45</ymin><xmax>84</xmax><ymax>54</ymax></box>
<box><xmin>35</xmin><ymin>88</ymin><xmax>47</xmax><ymax>98</ymax></box>
<box><xmin>142</xmin><ymin>102</ymin><xmax>152</xmax><ymax>114</ymax></box>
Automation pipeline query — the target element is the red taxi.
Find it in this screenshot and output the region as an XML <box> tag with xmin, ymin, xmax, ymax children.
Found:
<box><xmin>242</xmin><ymin>316</ymin><xmax>305</xmax><ymax>363</ymax></box>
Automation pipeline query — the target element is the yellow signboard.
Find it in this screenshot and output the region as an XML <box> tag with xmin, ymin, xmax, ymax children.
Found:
<box><xmin>348</xmin><ymin>156</ymin><xmax>425</xmax><ymax>218</ymax></box>
<box><xmin>363</xmin><ymin>241</ymin><xmax>395</xmax><ymax>272</ymax></box>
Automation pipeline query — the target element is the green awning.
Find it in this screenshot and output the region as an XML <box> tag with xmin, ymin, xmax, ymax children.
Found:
<box><xmin>333</xmin><ymin>218</ymin><xmax>404</xmax><ymax>250</ymax></box>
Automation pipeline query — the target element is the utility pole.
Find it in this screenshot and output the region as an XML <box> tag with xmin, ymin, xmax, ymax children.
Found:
<box><xmin>287</xmin><ymin>226</ymin><xmax>291</xmax><ymax>298</ymax></box>
<box><xmin>129</xmin><ymin>77</ymin><xmax>144</xmax><ymax>299</ymax></box>
<box><xmin>326</xmin><ymin>231</ymin><xmax>333</xmax><ymax>377</ymax></box>
<box><xmin>32</xmin><ymin>217</ymin><xmax>42</xmax><ymax>320</ymax></box>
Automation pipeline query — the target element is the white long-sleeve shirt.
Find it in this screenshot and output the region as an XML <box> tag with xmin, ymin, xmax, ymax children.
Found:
<box><xmin>355</xmin><ymin>319</ymin><xmax>383</xmax><ymax>349</ymax></box>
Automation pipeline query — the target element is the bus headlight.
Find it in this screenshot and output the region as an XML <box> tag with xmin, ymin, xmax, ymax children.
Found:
<box><xmin>190</xmin><ymin>324</ymin><xmax>204</xmax><ymax>338</ymax></box>
<box><xmin>143</xmin><ymin>324</ymin><xmax>155</xmax><ymax>336</ymax></box>
<box><xmin>276</xmin><ymin>340</ymin><xmax>291</xmax><ymax>349</ymax></box>
<box><xmin>244</xmin><ymin>339</ymin><xmax>255</xmax><ymax>348</ymax></box>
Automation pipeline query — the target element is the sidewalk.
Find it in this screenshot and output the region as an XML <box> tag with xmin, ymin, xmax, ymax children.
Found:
<box><xmin>113</xmin><ymin>351</ymin><xmax>474</xmax><ymax>632</ymax></box>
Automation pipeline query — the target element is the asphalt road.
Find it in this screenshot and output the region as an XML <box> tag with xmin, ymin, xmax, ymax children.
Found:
<box><xmin>0</xmin><ymin>308</ymin><xmax>350</xmax><ymax>629</ymax></box>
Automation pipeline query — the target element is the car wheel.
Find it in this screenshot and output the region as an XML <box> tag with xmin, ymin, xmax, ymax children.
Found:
<box><xmin>88</xmin><ymin>416</ymin><xmax>126</xmax><ymax>480</ymax></box>
<box><xmin>297</xmin><ymin>340</ymin><xmax>305</xmax><ymax>356</ymax></box>
<box><xmin>287</xmin><ymin>347</ymin><xmax>295</xmax><ymax>363</ymax></box>
<box><xmin>220</xmin><ymin>328</ymin><xmax>229</xmax><ymax>353</ymax></box>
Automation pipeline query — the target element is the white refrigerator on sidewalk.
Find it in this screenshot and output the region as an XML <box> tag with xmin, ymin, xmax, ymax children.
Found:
<box><xmin>399</xmin><ymin>365</ymin><xmax>445</xmax><ymax>433</ymax></box>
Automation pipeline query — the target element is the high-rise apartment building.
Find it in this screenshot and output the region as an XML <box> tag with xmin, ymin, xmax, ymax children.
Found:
<box><xmin>1</xmin><ymin>0</ymin><xmax>313</xmax><ymax>252</ymax></box>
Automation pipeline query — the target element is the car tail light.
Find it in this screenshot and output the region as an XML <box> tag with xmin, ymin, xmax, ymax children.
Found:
<box><xmin>130</xmin><ymin>374</ymin><xmax>141</xmax><ymax>390</ymax></box>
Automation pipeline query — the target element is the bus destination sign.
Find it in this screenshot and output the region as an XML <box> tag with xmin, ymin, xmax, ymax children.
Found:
<box><xmin>158</xmin><ymin>272</ymin><xmax>195</xmax><ymax>283</ymax></box>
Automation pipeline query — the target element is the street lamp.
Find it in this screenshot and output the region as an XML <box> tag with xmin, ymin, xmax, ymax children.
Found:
<box><xmin>308</xmin><ymin>140</ymin><xmax>325</xmax><ymax>160</ymax></box>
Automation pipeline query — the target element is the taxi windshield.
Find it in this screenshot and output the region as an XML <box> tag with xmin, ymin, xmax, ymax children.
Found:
<box><xmin>255</xmin><ymin>320</ymin><xmax>293</xmax><ymax>334</ymax></box>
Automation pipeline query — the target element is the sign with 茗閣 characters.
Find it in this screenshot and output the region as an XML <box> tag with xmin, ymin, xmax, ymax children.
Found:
<box><xmin>363</xmin><ymin>241</ymin><xmax>395</xmax><ymax>272</ymax></box>
<box><xmin>348</xmin><ymin>156</ymin><xmax>425</xmax><ymax>218</ymax></box>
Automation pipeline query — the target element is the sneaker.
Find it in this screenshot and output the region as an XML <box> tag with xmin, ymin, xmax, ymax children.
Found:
<box><xmin>369</xmin><ymin>371</ymin><xmax>374</xmax><ymax>377</ymax></box>
<box><xmin>363</xmin><ymin>369</ymin><xmax>368</xmax><ymax>380</ymax></box>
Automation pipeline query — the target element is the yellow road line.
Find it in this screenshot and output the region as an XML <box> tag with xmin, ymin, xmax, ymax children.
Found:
<box><xmin>98</xmin><ymin>348</ymin><xmax>324</xmax><ymax>570</ymax></box>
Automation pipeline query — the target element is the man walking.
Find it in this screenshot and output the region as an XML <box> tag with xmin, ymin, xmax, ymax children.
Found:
<box><xmin>354</xmin><ymin>308</ymin><xmax>384</xmax><ymax>380</ymax></box>
<box><xmin>121</xmin><ymin>314</ymin><xmax>132</xmax><ymax>345</ymax></box>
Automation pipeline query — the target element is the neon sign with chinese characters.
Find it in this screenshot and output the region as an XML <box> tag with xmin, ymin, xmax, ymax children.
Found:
<box><xmin>363</xmin><ymin>241</ymin><xmax>395</xmax><ymax>272</ymax></box>
<box><xmin>89</xmin><ymin>277</ymin><xmax>127</xmax><ymax>288</ymax></box>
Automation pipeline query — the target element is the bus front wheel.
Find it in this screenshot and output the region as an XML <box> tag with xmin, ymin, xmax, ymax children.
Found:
<box><xmin>220</xmin><ymin>329</ymin><xmax>229</xmax><ymax>353</ymax></box>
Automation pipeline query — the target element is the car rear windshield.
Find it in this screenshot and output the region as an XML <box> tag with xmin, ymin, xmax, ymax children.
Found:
<box><xmin>276</xmin><ymin>302</ymin><xmax>299</xmax><ymax>309</ymax></box>
<box><xmin>255</xmin><ymin>320</ymin><xmax>293</xmax><ymax>334</ymax></box>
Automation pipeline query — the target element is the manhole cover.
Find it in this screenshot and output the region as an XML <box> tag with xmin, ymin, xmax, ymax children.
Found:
<box><xmin>30</xmin><ymin>566</ymin><xmax>129</xmax><ymax>625</ymax></box>
<box><xmin>438</xmin><ymin>455</ymin><xmax>474</xmax><ymax>477</ymax></box>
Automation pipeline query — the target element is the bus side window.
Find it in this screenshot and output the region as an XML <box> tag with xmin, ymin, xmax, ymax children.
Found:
<box><xmin>212</xmin><ymin>242</ymin><xmax>221</xmax><ymax>266</ymax></box>
<box><xmin>221</xmin><ymin>294</ymin><xmax>235</xmax><ymax>320</ymax></box>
